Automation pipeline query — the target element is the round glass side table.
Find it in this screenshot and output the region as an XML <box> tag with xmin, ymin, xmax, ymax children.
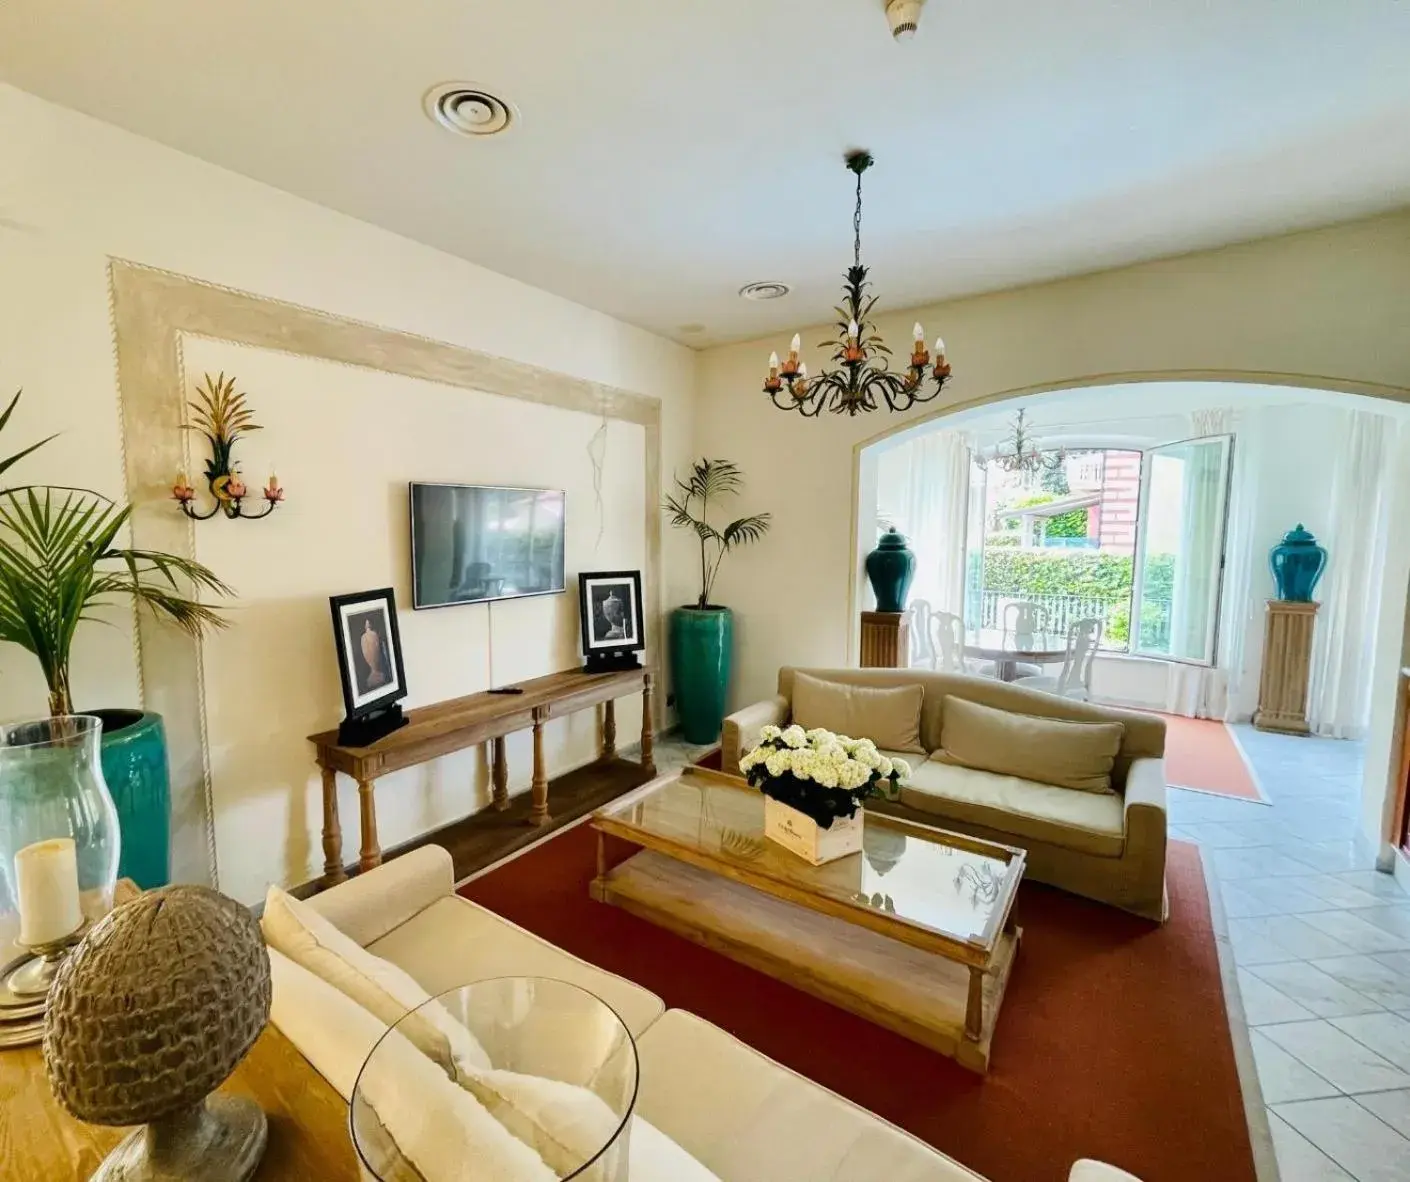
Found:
<box><xmin>351</xmin><ymin>977</ymin><xmax>638</xmax><ymax>1181</ymax></box>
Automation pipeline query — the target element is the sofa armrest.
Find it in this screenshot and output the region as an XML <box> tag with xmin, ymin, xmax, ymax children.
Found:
<box><xmin>303</xmin><ymin>844</ymin><xmax>453</xmax><ymax>947</ymax></box>
<box><xmin>721</xmin><ymin>696</ymin><xmax>789</xmax><ymax>776</ymax></box>
<box><xmin>1123</xmin><ymin>757</ymin><xmax>1168</xmax><ymax>835</ymax></box>
<box><xmin>1070</xmin><ymin>1161</ymin><xmax>1144</xmax><ymax>1182</ymax></box>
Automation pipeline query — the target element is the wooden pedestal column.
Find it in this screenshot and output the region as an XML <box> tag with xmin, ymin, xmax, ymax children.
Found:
<box><xmin>860</xmin><ymin>611</ymin><xmax>910</xmax><ymax>669</ymax></box>
<box><xmin>1254</xmin><ymin>599</ymin><xmax>1319</xmax><ymax>734</ymax></box>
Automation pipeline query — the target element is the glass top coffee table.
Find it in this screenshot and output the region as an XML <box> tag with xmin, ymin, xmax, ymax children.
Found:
<box><xmin>591</xmin><ymin>767</ymin><xmax>1025</xmax><ymax>1073</ymax></box>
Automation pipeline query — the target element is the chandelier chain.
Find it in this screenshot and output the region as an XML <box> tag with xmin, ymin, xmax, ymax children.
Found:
<box><xmin>853</xmin><ymin>168</ymin><xmax>864</xmax><ymax>268</ymax></box>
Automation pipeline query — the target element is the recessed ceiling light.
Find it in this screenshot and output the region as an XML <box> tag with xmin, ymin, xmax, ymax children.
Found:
<box><xmin>424</xmin><ymin>83</ymin><xmax>517</xmax><ymax>137</ymax></box>
<box><xmin>739</xmin><ymin>281</ymin><xmax>791</xmax><ymax>301</ymax></box>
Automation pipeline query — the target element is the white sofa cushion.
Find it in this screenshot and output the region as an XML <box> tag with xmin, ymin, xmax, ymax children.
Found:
<box><xmin>367</xmin><ymin>894</ymin><xmax>665</xmax><ymax>1038</ymax></box>
<box><xmin>631</xmin><ymin>1118</ymin><xmax>721</xmax><ymax>1181</ymax></box>
<box><xmin>900</xmin><ymin>759</ymin><xmax>1125</xmax><ymax>858</ymax></box>
<box><xmin>262</xmin><ymin>885</ymin><xmax>490</xmax><ymax>1072</ymax></box>
<box><xmin>635</xmin><ymin>1009</ymin><xmax>984</xmax><ymax>1181</ymax></box>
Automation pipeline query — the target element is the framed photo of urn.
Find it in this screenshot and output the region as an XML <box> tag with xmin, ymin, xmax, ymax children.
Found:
<box><xmin>329</xmin><ymin>587</ymin><xmax>409</xmax><ymax>720</ymax></box>
<box><xmin>577</xmin><ymin>570</ymin><xmax>645</xmax><ymax>671</ymax></box>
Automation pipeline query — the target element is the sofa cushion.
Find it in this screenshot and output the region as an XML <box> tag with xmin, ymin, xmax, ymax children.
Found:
<box><xmin>936</xmin><ymin>696</ymin><xmax>1123</xmax><ymax>794</ymax></box>
<box><xmin>366</xmin><ymin>895</ymin><xmax>665</xmax><ymax>1039</ymax></box>
<box><xmin>354</xmin><ymin>1023</ymin><xmax>557</xmax><ymax>1182</ymax></box>
<box><xmin>791</xmin><ymin>671</ymin><xmax>926</xmax><ymax>754</ymax></box>
<box><xmin>635</xmin><ymin>1009</ymin><xmax>983</xmax><ymax>1181</ymax></box>
<box><xmin>262</xmin><ymin>885</ymin><xmax>490</xmax><ymax>1074</ymax></box>
<box><xmin>901</xmin><ymin>759</ymin><xmax>1125</xmax><ymax>858</ymax></box>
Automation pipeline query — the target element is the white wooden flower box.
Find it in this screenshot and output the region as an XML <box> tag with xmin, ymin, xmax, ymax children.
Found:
<box><xmin>763</xmin><ymin>795</ymin><xmax>864</xmax><ymax>865</ymax></box>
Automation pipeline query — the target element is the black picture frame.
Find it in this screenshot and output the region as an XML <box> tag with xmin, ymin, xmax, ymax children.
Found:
<box><xmin>577</xmin><ymin>570</ymin><xmax>645</xmax><ymax>671</ymax></box>
<box><xmin>329</xmin><ymin>587</ymin><xmax>409</xmax><ymax>721</ymax></box>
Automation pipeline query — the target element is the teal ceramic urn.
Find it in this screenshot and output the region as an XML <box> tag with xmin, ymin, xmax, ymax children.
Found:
<box><xmin>865</xmin><ymin>529</ymin><xmax>916</xmax><ymax>613</ymax></box>
<box><xmin>1269</xmin><ymin>524</ymin><xmax>1327</xmax><ymax>603</ymax></box>
<box><xmin>669</xmin><ymin>607</ymin><xmax>734</xmax><ymax>745</ymax></box>
<box><xmin>94</xmin><ymin>710</ymin><xmax>172</xmax><ymax>889</ymax></box>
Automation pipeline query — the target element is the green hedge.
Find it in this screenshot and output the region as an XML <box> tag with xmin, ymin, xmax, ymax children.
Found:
<box><xmin>981</xmin><ymin>549</ymin><xmax>1173</xmax><ymax>599</ymax></box>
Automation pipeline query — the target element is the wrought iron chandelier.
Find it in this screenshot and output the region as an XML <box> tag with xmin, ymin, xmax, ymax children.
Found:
<box><xmin>989</xmin><ymin>408</ymin><xmax>1064</xmax><ymax>476</ymax></box>
<box><xmin>763</xmin><ymin>151</ymin><xmax>951</xmax><ymax>417</ymax></box>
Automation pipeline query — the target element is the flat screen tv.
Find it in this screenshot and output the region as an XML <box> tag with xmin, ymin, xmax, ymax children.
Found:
<box><xmin>409</xmin><ymin>483</ymin><xmax>566</xmax><ymax>609</ymax></box>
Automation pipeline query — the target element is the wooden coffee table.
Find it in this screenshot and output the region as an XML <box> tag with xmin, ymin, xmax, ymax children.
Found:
<box><xmin>590</xmin><ymin>767</ymin><xmax>1026</xmax><ymax>1073</ymax></box>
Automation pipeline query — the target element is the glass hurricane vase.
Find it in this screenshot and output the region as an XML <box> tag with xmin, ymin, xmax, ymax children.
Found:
<box><xmin>351</xmin><ymin>977</ymin><xmax>638</xmax><ymax>1182</ymax></box>
<box><xmin>0</xmin><ymin>716</ymin><xmax>121</xmax><ymax>953</ymax></box>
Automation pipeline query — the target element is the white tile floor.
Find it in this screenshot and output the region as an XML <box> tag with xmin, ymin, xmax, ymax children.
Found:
<box><xmin>1177</xmin><ymin>726</ymin><xmax>1410</xmax><ymax>1182</ymax></box>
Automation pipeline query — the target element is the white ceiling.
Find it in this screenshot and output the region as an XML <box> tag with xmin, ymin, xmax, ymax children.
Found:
<box><xmin>3</xmin><ymin>1</ymin><xmax>1409</xmax><ymax>347</ymax></box>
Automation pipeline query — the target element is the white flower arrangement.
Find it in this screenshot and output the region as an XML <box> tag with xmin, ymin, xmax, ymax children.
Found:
<box><xmin>740</xmin><ymin>725</ymin><xmax>910</xmax><ymax>828</ymax></box>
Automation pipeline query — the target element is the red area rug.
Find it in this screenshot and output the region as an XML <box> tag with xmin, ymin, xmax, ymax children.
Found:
<box><xmin>461</xmin><ymin>829</ymin><xmax>1255</xmax><ymax>1182</ymax></box>
<box><xmin>1152</xmin><ymin>714</ymin><xmax>1264</xmax><ymax>802</ymax></box>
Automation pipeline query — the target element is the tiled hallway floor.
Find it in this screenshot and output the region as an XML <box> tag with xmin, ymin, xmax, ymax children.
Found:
<box><xmin>1174</xmin><ymin>726</ymin><xmax>1410</xmax><ymax>1182</ymax></box>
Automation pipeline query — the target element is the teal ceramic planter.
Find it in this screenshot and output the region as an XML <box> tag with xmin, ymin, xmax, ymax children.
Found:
<box><xmin>94</xmin><ymin>710</ymin><xmax>171</xmax><ymax>889</ymax></box>
<box><xmin>669</xmin><ymin>607</ymin><xmax>734</xmax><ymax>745</ymax></box>
<box><xmin>865</xmin><ymin>529</ymin><xmax>916</xmax><ymax>613</ymax></box>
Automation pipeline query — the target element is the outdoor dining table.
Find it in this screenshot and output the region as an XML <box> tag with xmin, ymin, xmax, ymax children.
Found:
<box><xmin>963</xmin><ymin>629</ymin><xmax>1069</xmax><ymax>682</ymax></box>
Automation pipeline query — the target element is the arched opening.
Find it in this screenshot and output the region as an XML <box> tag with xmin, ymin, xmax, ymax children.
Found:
<box><xmin>855</xmin><ymin>377</ymin><xmax>1410</xmax><ymax>869</ymax></box>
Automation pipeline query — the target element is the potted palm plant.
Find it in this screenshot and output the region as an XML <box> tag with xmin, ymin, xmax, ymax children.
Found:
<box><xmin>0</xmin><ymin>390</ymin><xmax>232</xmax><ymax>887</ymax></box>
<box><xmin>662</xmin><ymin>459</ymin><xmax>770</xmax><ymax>744</ymax></box>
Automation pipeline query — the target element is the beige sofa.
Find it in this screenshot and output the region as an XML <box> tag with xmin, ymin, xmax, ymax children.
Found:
<box><xmin>722</xmin><ymin>667</ymin><xmax>1169</xmax><ymax>921</ymax></box>
<box><xmin>272</xmin><ymin>845</ymin><xmax>1143</xmax><ymax>1181</ymax></box>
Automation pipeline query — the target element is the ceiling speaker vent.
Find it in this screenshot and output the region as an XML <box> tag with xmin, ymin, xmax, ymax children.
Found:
<box><xmin>739</xmin><ymin>281</ymin><xmax>792</xmax><ymax>301</ymax></box>
<box><xmin>424</xmin><ymin>84</ymin><xmax>516</xmax><ymax>137</ymax></box>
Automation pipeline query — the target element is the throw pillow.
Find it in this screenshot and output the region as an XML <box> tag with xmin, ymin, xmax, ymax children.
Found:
<box><xmin>457</xmin><ymin>1067</ymin><xmax>623</xmax><ymax>1177</ymax></box>
<box><xmin>791</xmin><ymin>672</ymin><xmax>926</xmax><ymax>754</ymax></box>
<box><xmin>934</xmin><ymin>695</ymin><xmax>1124</xmax><ymax>794</ymax></box>
<box><xmin>261</xmin><ymin>885</ymin><xmax>490</xmax><ymax>1075</ymax></box>
<box><xmin>358</xmin><ymin>1025</ymin><xmax>557</xmax><ymax>1182</ymax></box>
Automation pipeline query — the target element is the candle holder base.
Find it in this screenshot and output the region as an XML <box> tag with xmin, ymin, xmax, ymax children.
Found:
<box><xmin>0</xmin><ymin>926</ymin><xmax>86</xmax><ymax>1047</ymax></box>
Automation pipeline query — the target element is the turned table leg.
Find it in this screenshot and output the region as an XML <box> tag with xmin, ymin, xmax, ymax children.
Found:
<box><xmin>640</xmin><ymin>673</ymin><xmax>656</xmax><ymax>776</ymax></box>
<box><xmin>357</xmin><ymin>778</ymin><xmax>382</xmax><ymax>872</ymax></box>
<box><xmin>320</xmin><ymin>765</ymin><xmax>347</xmax><ymax>886</ymax></box>
<box><xmin>529</xmin><ymin>713</ymin><xmax>551</xmax><ymax>827</ymax></box>
<box><xmin>492</xmin><ymin>736</ymin><xmax>509</xmax><ymax>811</ymax></box>
<box><xmin>600</xmin><ymin>699</ymin><xmax>617</xmax><ymax>763</ymax></box>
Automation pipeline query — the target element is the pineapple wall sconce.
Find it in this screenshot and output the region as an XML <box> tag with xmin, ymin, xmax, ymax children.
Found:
<box><xmin>171</xmin><ymin>373</ymin><xmax>285</xmax><ymax>521</ymax></box>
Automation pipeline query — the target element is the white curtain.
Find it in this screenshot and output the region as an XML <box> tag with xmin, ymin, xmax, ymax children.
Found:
<box><xmin>1308</xmin><ymin>413</ymin><xmax>1394</xmax><ymax>739</ymax></box>
<box><xmin>881</xmin><ymin>430</ymin><xmax>971</xmax><ymax>617</ymax></box>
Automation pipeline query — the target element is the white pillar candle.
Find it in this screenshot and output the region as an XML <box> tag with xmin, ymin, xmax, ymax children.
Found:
<box><xmin>15</xmin><ymin>837</ymin><xmax>82</xmax><ymax>946</ymax></box>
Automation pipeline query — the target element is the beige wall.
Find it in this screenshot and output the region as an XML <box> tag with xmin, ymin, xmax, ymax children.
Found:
<box><xmin>694</xmin><ymin>210</ymin><xmax>1410</xmax><ymax>847</ymax></box>
<box><xmin>0</xmin><ymin>84</ymin><xmax>695</xmax><ymax>900</ymax></box>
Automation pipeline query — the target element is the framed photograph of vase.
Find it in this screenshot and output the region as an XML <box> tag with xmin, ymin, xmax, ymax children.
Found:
<box><xmin>329</xmin><ymin>588</ymin><xmax>409</xmax><ymax>745</ymax></box>
<box><xmin>577</xmin><ymin>570</ymin><xmax>645</xmax><ymax>673</ymax></box>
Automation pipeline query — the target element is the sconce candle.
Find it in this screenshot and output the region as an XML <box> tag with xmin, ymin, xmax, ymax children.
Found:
<box><xmin>15</xmin><ymin>837</ymin><xmax>83</xmax><ymax>947</ymax></box>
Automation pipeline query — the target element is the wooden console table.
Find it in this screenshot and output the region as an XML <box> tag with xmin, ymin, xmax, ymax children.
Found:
<box><xmin>309</xmin><ymin>668</ymin><xmax>655</xmax><ymax>886</ymax></box>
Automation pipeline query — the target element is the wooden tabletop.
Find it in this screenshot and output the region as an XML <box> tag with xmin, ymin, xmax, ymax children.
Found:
<box><xmin>0</xmin><ymin>1024</ymin><xmax>357</xmax><ymax>1181</ymax></box>
<box><xmin>309</xmin><ymin>666</ymin><xmax>647</xmax><ymax>754</ymax></box>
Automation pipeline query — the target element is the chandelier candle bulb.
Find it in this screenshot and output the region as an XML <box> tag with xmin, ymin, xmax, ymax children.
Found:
<box><xmin>15</xmin><ymin>837</ymin><xmax>83</xmax><ymax>947</ymax></box>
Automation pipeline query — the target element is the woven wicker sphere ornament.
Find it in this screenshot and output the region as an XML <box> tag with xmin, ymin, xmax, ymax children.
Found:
<box><xmin>43</xmin><ymin>884</ymin><xmax>272</xmax><ymax>1181</ymax></box>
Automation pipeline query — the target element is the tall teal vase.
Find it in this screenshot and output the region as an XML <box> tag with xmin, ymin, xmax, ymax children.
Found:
<box><xmin>94</xmin><ymin>710</ymin><xmax>172</xmax><ymax>889</ymax></box>
<box><xmin>669</xmin><ymin>607</ymin><xmax>734</xmax><ymax>745</ymax></box>
<box><xmin>865</xmin><ymin>529</ymin><xmax>917</xmax><ymax>613</ymax></box>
